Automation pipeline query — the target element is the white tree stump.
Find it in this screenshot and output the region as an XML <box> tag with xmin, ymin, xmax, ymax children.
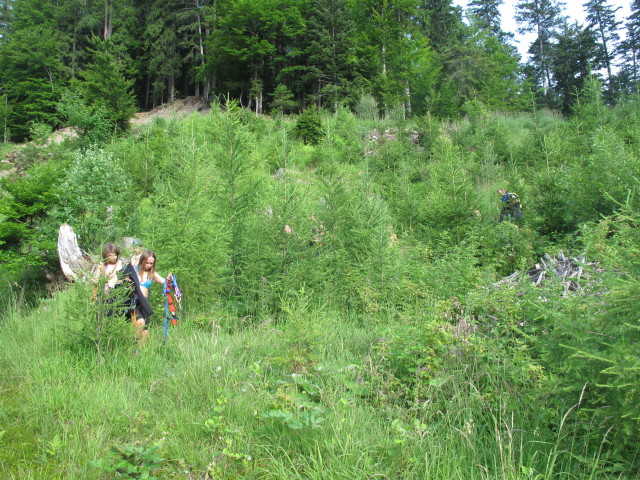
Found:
<box><xmin>57</xmin><ymin>224</ymin><xmax>92</xmax><ymax>281</ymax></box>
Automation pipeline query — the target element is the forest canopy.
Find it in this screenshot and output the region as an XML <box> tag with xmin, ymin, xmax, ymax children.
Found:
<box><xmin>1</xmin><ymin>0</ymin><xmax>639</xmax><ymax>141</ymax></box>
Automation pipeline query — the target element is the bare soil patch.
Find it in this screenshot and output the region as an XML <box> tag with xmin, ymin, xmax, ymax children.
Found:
<box><xmin>130</xmin><ymin>96</ymin><xmax>211</xmax><ymax>126</ymax></box>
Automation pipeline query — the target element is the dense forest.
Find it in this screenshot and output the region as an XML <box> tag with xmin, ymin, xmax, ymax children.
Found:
<box><xmin>1</xmin><ymin>0</ymin><xmax>640</xmax><ymax>479</ymax></box>
<box><xmin>1</xmin><ymin>0</ymin><xmax>640</xmax><ymax>141</ymax></box>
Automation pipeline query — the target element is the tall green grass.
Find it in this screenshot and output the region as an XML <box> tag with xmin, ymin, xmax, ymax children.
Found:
<box><xmin>0</xmin><ymin>281</ymin><xmax>631</xmax><ymax>479</ymax></box>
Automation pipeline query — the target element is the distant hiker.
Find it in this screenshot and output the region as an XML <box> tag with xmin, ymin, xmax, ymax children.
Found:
<box><xmin>498</xmin><ymin>188</ymin><xmax>523</xmax><ymax>222</ymax></box>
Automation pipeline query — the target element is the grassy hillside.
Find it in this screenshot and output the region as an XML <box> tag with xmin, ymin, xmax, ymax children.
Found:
<box><xmin>1</xmin><ymin>93</ymin><xmax>639</xmax><ymax>478</ymax></box>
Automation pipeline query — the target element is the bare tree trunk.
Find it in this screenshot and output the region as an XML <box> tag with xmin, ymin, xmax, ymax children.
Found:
<box><xmin>168</xmin><ymin>74</ymin><xmax>175</xmax><ymax>103</ymax></box>
<box><xmin>2</xmin><ymin>91</ymin><xmax>8</xmax><ymax>143</ymax></box>
<box><xmin>104</xmin><ymin>0</ymin><xmax>113</xmax><ymax>40</ymax></box>
<box><xmin>145</xmin><ymin>74</ymin><xmax>150</xmax><ymax>110</ymax></box>
<box><xmin>405</xmin><ymin>83</ymin><xmax>411</xmax><ymax>118</ymax></box>
<box><xmin>196</xmin><ymin>0</ymin><xmax>209</xmax><ymax>99</ymax></box>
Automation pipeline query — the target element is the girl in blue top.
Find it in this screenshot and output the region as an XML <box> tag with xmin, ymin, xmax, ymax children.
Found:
<box><xmin>130</xmin><ymin>249</ymin><xmax>173</xmax><ymax>343</ymax></box>
<box><xmin>132</xmin><ymin>249</ymin><xmax>172</xmax><ymax>300</ymax></box>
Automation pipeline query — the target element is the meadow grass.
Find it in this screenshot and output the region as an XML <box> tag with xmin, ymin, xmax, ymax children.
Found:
<box><xmin>3</xmin><ymin>102</ymin><xmax>640</xmax><ymax>478</ymax></box>
<box><xmin>0</xmin><ymin>283</ymin><xmax>630</xmax><ymax>479</ymax></box>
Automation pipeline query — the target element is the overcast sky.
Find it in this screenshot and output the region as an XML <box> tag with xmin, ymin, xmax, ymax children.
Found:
<box><xmin>452</xmin><ymin>0</ymin><xmax>633</xmax><ymax>60</ymax></box>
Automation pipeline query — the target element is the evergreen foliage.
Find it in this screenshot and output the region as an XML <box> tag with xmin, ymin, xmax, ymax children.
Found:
<box><xmin>294</xmin><ymin>107</ymin><xmax>324</xmax><ymax>145</ymax></box>
<box><xmin>1</xmin><ymin>0</ymin><xmax>639</xmax><ymax>139</ymax></box>
<box><xmin>2</xmin><ymin>88</ymin><xmax>640</xmax><ymax>477</ymax></box>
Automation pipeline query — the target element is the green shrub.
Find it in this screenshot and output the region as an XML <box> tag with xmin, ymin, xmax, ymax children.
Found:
<box><xmin>535</xmin><ymin>201</ymin><xmax>640</xmax><ymax>460</ymax></box>
<box><xmin>50</xmin><ymin>148</ymin><xmax>132</xmax><ymax>248</ymax></box>
<box><xmin>294</xmin><ymin>107</ymin><xmax>324</xmax><ymax>145</ymax></box>
<box><xmin>354</xmin><ymin>92</ymin><xmax>379</xmax><ymax>121</ymax></box>
<box><xmin>92</xmin><ymin>442</ymin><xmax>164</xmax><ymax>479</ymax></box>
<box><xmin>374</xmin><ymin>316</ymin><xmax>458</xmax><ymax>402</ymax></box>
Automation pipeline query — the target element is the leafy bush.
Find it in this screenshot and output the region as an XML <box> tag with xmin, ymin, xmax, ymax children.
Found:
<box><xmin>51</xmin><ymin>148</ymin><xmax>132</xmax><ymax>248</ymax></box>
<box><xmin>28</xmin><ymin>122</ymin><xmax>52</xmax><ymax>145</ymax></box>
<box><xmin>57</xmin><ymin>91</ymin><xmax>113</xmax><ymax>144</ymax></box>
<box><xmin>374</xmin><ymin>316</ymin><xmax>457</xmax><ymax>402</ymax></box>
<box><xmin>92</xmin><ymin>443</ymin><xmax>164</xmax><ymax>479</ymax></box>
<box><xmin>480</xmin><ymin>222</ymin><xmax>537</xmax><ymax>276</ymax></box>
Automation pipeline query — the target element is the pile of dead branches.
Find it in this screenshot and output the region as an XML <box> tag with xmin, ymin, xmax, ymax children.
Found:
<box><xmin>495</xmin><ymin>252</ymin><xmax>602</xmax><ymax>293</ymax></box>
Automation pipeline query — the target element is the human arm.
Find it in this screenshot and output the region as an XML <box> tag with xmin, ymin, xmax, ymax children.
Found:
<box><xmin>130</xmin><ymin>248</ymin><xmax>141</xmax><ymax>266</ymax></box>
<box><xmin>152</xmin><ymin>271</ymin><xmax>172</xmax><ymax>285</ymax></box>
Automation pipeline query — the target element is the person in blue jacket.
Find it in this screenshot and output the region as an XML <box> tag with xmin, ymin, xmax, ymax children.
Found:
<box><xmin>498</xmin><ymin>188</ymin><xmax>523</xmax><ymax>222</ymax></box>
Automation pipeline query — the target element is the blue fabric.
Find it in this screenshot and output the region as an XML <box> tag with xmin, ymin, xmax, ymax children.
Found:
<box><xmin>135</xmin><ymin>266</ymin><xmax>153</xmax><ymax>289</ymax></box>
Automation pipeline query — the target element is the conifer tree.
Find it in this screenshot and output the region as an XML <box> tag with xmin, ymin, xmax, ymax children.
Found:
<box><xmin>0</xmin><ymin>160</ymin><xmax>60</xmax><ymax>308</ymax></box>
<box><xmin>550</xmin><ymin>22</ymin><xmax>598</xmax><ymax>114</ymax></box>
<box><xmin>416</xmin><ymin>0</ymin><xmax>465</xmax><ymax>52</ymax></box>
<box><xmin>584</xmin><ymin>0</ymin><xmax>621</xmax><ymax>98</ymax></box>
<box><xmin>77</xmin><ymin>37</ymin><xmax>136</xmax><ymax>133</ymax></box>
<box><xmin>141</xmin><ymin>0</ymin><xmax>182</xmax><ymax>106</ymax></box>
<box><xmin>515</xmin><ymin>0</ymin><xmax>566</xmax><ymax>101</ymax></box>
<box><xmin>304</xmin><ymin>0</ymin><xmax>358</xmax><ymax>109</ymax></box>
<box><xmin>0</xmin><ymin>0</ymin><xmax>13</xmax><ymax>34</ymax></box>
<box><xmin>618</xmin><ymin>0</ymin><xmax>640</xmax><ymax>94</ymax></box>
<box><xmin>468</xmin><ymin>0</ymin><xmax>503</xmax><ymax>38</ymax></box>
<box><xmin>0</xmin><ymin>25</ymin><xmax>68</xmax><ymax>139</ymax></box>
<box><xmin>270</xmin><ymin>84</ymin><xmax>298</xmax><ymax>114</ymax></box>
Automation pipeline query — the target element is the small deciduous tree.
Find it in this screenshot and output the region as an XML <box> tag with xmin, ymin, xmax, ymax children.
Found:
<box><xmin>51</xmin><ymin>148</ymin><xmax>131</xmax><ymax>249</ymax></box>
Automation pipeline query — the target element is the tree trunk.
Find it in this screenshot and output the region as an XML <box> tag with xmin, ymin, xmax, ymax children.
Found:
<box><xmin>196</xmin><ymin>0</ymin><xmax>209</xmax><ymax>100</ymax></box>
<box><xmin>2</xmin><ymin>92</ymin><xmax>8</xmax><ymax>143</ymax></box>
<box><xmin>168</xmin><ymin>74</ymin><xmax>175</xmax><ymax>103</ymax></box>
<box><xmin>58</xmin><ymin>223</ymin><xmax>91</xmax><ymax>282</ymax></box>
<box><xmin>104</xmin><ymin>0</ymin><xmax>113</xmax><ymax>40</ymax></box>
<box><xmin>405</xmin><ymin>83</ymin><xmax>411</xmax><ymax>118</ymax></box>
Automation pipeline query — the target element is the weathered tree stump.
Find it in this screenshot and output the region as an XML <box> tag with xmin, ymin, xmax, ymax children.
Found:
<box><xmin>57</xmin><ymin>224</ymin><xmax>92</xmax><ymax>281</ymax></box>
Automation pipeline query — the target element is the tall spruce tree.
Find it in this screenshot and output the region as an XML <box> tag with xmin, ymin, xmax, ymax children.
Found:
<box><xmin>0</xmin><ymin>0</ymin><xmax>13</xmax><ymax>35</ymax></box>
<box><xmin>584</xmin><ymin>0</ymin><xmax>621</xmax><ymax>98</ymax></box>
<box><xmin>0</xmin><ymin>24</ymin><xmax>68</xmax><ymax>139</ymax></box>
<box><xmin>550</xmin><ymin>22</ymin><xmax>598</xmax><ymax>113</ymax></box>
<box><xmin>303</xmin><ymin>0</ymin><xmax>358</xmax><ymax>110</ymax></box>
<box><xmin>618</xmin><ymin>0</ymin><xmax>640</xmax><ymax>94</ymax></box>
<box><xmin>515</xmin><ymin>0</ymin><xmax>566</xmax><ymax>101</ymax></box>
<box><xmin>141</xmin><ymin>0</ymin><xmax>182</xmax><ymax>106</ymax></box>
<box><xmin>415</xmin><ymin>0</ymin><xmax>464</xmax><ymax>53</ymax></box>
<box><xmin>76</xmin><ymin>37</ymin><xmax>136</xmax><ymax>133</ymax></box>
<box><xmin>468</xmin><ymin>0</ymin><xmax>503</xmax><ymax>38</ymax></box>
